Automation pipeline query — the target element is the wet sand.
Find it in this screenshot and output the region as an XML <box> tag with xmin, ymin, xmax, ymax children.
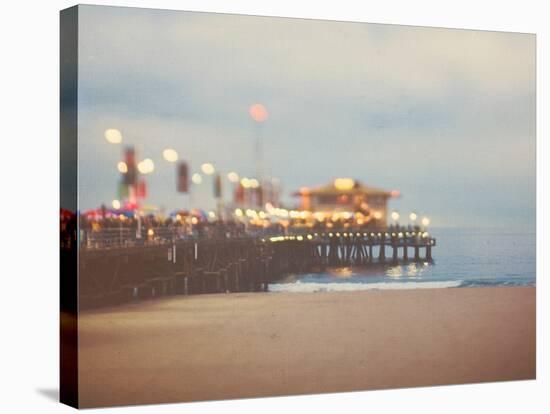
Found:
<box><xmin>77</xmin><ymin>287</ymin><xmax>535</xmax><ymax>408</ymax></box>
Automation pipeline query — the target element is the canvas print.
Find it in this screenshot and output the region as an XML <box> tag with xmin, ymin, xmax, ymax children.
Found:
<box><xmin>60</xmin><ymin>5</ymin><xmax>536</xmax><ymax>408</ymax></box>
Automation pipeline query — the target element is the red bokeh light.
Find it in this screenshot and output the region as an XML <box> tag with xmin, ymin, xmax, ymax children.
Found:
<box><xmin>249</xmin><ymin>103</ymin><xmax>268</xmax><ymax>123</ymax></box>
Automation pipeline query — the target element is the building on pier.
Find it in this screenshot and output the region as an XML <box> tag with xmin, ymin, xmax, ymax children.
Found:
<box><xmin>293</xmin><ymin>178</ymin><xmax>398</xmax><ymax>229</ymax></box>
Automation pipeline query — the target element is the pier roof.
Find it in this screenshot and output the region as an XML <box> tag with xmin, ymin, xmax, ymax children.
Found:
<box><xmin>293</xmin><ymin>179</ymin><xmax>394</xmax><ymax>198</ymax></box>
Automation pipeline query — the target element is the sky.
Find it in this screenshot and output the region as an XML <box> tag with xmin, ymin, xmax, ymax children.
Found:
<box><xmin>77</xmin><ymin>5</ymin><xmax>536</xmax><ymax>229</ymax></box>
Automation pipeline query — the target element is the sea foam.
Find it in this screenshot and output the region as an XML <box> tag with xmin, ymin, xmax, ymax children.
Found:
<box><xmin>268</xmin><ymin>280</ymin><xmax>463</xmax><ymax>293</ymax></box>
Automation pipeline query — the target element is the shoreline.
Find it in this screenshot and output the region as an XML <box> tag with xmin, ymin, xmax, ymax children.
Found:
<box><xmin>78</xmin><ymin>286</ymin><xmax>536</xmax><ymax>408</ymax></box>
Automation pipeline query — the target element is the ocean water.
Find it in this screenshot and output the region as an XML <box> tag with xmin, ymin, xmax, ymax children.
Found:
<box><xmin>269</xmin><ymin>228</ymin><xmax>536</xmax><ymax>292</ymax></box>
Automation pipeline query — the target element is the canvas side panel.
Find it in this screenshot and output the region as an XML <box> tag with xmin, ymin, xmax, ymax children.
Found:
<box><xmin>60</xmin><ymin>5</ymin><xmax>79</xmax><ymax>409</ymax></box>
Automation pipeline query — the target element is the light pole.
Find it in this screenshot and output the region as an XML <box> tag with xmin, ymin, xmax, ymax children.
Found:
<box><xmin>249</xmin><ymin>104</ymin><xmax>268</xmax><ymax>205</ymax></box>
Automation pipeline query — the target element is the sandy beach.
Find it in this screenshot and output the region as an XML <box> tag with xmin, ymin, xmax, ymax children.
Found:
<box><xmin>77</xmin><ymin>287</ymin><xmax>535</xmax><ymax>408</ymax></box>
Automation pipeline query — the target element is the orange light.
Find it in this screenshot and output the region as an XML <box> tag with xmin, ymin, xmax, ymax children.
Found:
<box><xmin>249</xmin><ymin>104</ymin><xmax>268</xmax><ymax>123</ymax></box>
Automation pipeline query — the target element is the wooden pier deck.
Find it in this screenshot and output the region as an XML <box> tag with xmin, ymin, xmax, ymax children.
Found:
<box><xmin>77</xmin><ymin>230</ymin><xmax>436</xmax><ymax>309</ymax></box>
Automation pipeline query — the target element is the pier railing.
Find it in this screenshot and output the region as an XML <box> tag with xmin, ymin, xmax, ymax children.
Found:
<box><xmin>79</xmin><ymin>226</ymin><xmax>434</xmax><ymax>250</ymax></box>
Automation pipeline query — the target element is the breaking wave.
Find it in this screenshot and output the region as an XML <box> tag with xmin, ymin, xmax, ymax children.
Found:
<box><xmin>269</xmin><ymin>280</ymin><xmax>464</xmax><ymax>293</ymax></box>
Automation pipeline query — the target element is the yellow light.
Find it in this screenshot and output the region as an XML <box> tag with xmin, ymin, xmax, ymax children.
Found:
<box><xmin>227</xmin><ymin>172</ymin><xmax>239</xmax><ymax>182</ymax></box>
<box><xmin>176</xmin><ymin>214</ymin><xmax>182</xmax><ymax>221</ymax></box>
<box><xmin>334</xmin><ymin>178</ymin><xmax>355</xmax><ymax>191</ymax></box>
<box><xmin>104</xmin><ymin>128</ymin><xmax>122</xmax><ymax>144</ymax></box>
<box><xmin>249</xmin><ymin>178</ymin><xmax>260</xmax><ymax>188</ymax></box>
<box><xmin>147</xmin><ymin>228</ymin><xmax>154</xmax><ymax>236</ymax></box>
<box><xmin>117</xmin><ymin>161</ymin><xmax>128</xmax><ymax>174</ymax></box>
<box><xmin>137</xmin><ymin>158</ymin><xmax>154</xmax><ymax>174</ymax></box>
<box><xmin>313</xmin><ymin>212</ymin><xmax>325</xmax><ymax>221</ymax></box>
<box><xmin>409</xmin><ymin>212</ymin><xmax>418</xmax><ymax>221</ymax></box>
<box><xmin>422</xmin><ymin>217</ymin><xmax>430</xmax><ymax>226</ymax></box>
<box><xmin>201</xmin><ymin>163</ymin><xmax>215</xmax><ymax>175</ymax></box>
<box><xmin>234</xmin><ymin>208</ymin><xmax>243</xmax><ymax>217</ymax></box>
<box><xmin>373</xmin><ymin>211</ymin><xmax>383</xmax><ymax>220</ymax></box>
<box><xmin>112</xmin><ymin>199</ymin><xmax>121</xmax><ymax>209</ymax></box>
<box><xmin>162</xmin><ymin>148</ymin><xmax>178</xmax><ymax>162</ymax></box>
<box><xmin>192</xmin><ymin>173</ymin><xmax>202</xmax><ymax>184</ymax></box>
<box><xmin>296</xmin><ymin>235</ymin><xmax>304</xmax><ymax>241</ymax></box>
<box><xmin>391</xmin><ymin>211</ymin><xmax>400</xmax><ymax>221</ymax></box>
<box><xmin>191</xmin><ymin>217</ymin><xmax>198</xmax><ymax>225</ymax></box>
<box><xmin>240</xmin><ymin>178</ymin><xmax>251</xmax><ymax>188</ymax></box>
<box><xmin>307</xmin><ymin>234</ymin><xmax>313</xmax><ymax>240</ymax></box>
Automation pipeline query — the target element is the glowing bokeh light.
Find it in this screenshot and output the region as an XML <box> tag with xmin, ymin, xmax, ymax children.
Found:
<box><xmin>192</xmin><ymin>173</ymin><xmax>203</xmax><ymax>184</ymax></box>
<box><xmin>117</xmin><ymin>161</ymin><xmax>128</xmax><ymax>174</ymax></box>
<box><xmin>409</xmin><ymin>212</ymin><xmax>418</xmax><ymax>222</ymax></box>
<box><xmin>227</xmin><ymin>172</ymin><xmax>239</xmax><ymax>183</ymax></box>
<box><xmin>240</xmin><ymin>177</ymin><xmax>251</xmax><ymax>188</ymax></box>
<box><xmin>422</xmin><ymin>217</ymin><xmax>430</xmax><ymax>226</ymax></box>
<box><xmin>112</xmin><ymin>199</ymin><xmax>121</xmax><ymax>209</ymax></box>
<box><xmin>391</xmin><ymin>211</ymin><xmax>400</xmax><ymax>221</ymax></box>
<box><xmin>137</xmin><ymin>158</ymin><xmax>154</xmax><ymax>174</ymax></box>
<box><xmin>162</xmin><ymin>148</ymin><xmax>178</xmax><ymax>162</ymax></box>
<box><xmin>104</xmin><ymin>128</ymin><xmax>122</xmax><ymax>144</ymax></box>
<box><xmin>201</xmin><ymin>163</ymin><xmax>215</xmax><ymax>175</ymax></box>
<box><xmin>334</xmin><ymin>178</ymin><xmax>355</xmax><ymax>191</ymax></box>
<box><xmin>249</xmin><ymin>103</ymin><xmax>268</xmax><ymax>123</ymax></box>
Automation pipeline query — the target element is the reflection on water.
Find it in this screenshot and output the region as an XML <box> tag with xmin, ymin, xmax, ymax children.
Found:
<box><xmin>329</xmin><ymin>267</ymin><xmax>354</xmax><ymax>279</ymax></box>
<box><xmin>385</xmin><ymin>262</ymin><xmax>430</xmax><ymax>279</ymax></box>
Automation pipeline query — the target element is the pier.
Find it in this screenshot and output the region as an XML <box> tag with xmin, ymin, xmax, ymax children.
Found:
<box><xmin>78</xmin><ymin>229</ymin><xmax>436</xmax><ymax>309</ymax></box>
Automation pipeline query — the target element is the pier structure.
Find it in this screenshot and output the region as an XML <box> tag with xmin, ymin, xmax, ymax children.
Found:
<box><xmin>78</xmin><ymin>229</ymin><xmax>436</xmax><ymax>309</ymax></box>
<box><xmin>293</xmin><ymin>178</ymin><xmax>399</xmax><ymax>229</ymax></box>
